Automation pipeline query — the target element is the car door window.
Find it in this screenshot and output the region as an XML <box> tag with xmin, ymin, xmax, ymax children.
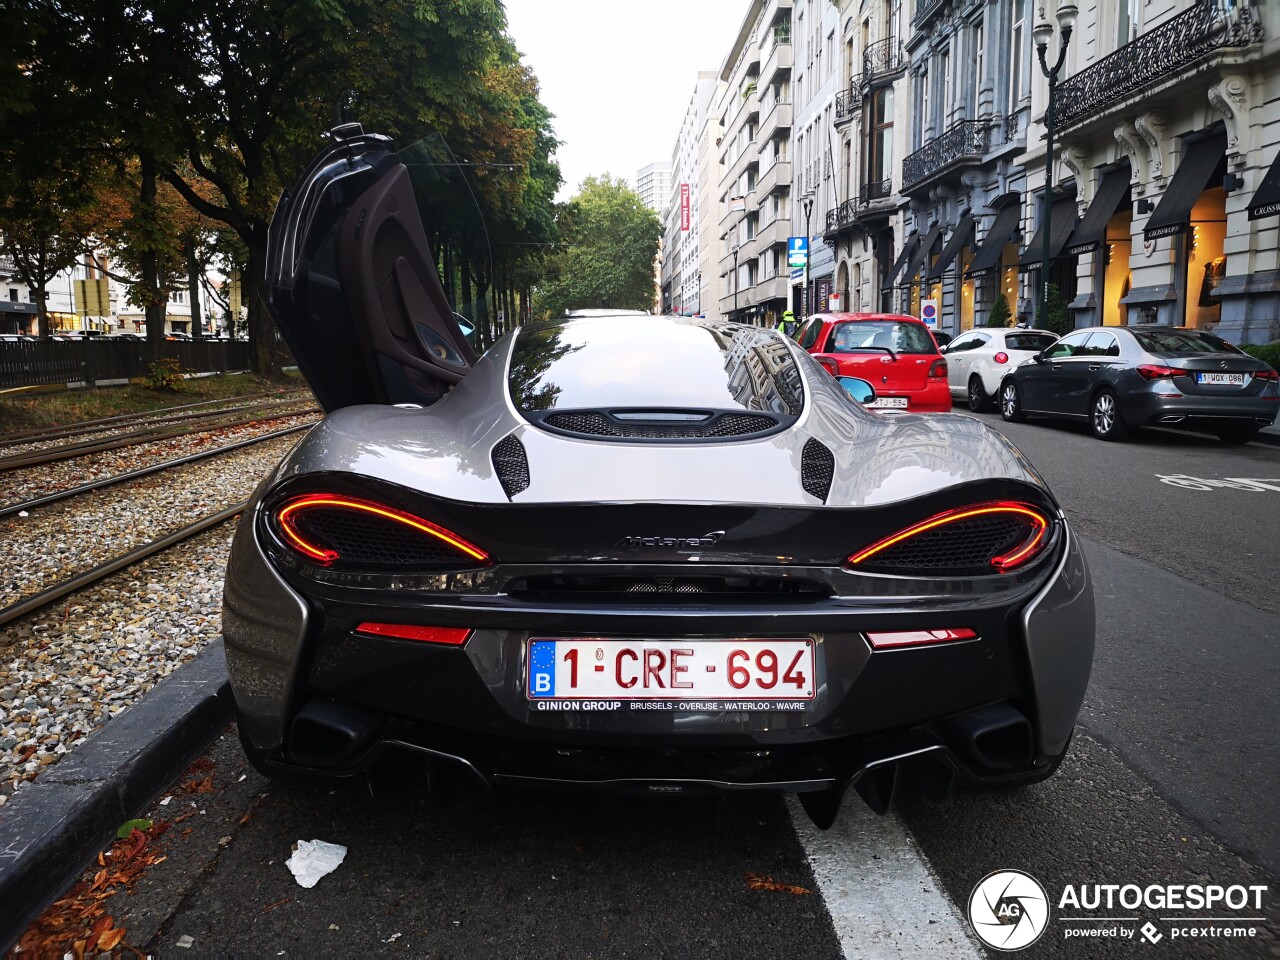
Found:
<box><xmin>798</xmin><ymin>319</ymin><xmax>823</xmax><ymax>350</ymax></box>
<box><xmin>953</xmin><ymin>333</ymin><xmax>989</xmax><ymax>352</ymax></box>
<box><xmin>1005</xmin><ymin>333</ymin><xmax>1057</xmax><ymax>352</ymax></box>
<box><xmin>1082</xmin><ymin>332</ymin><xmax>1119</xmax><ymax>357</ymax></box>
<box><xmin>1043</xmin><ymin>332</ymin><xmax>1089</xmax><ymax>359</ymax></box>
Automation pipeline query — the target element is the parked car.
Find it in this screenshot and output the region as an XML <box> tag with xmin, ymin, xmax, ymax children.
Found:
<box><xmin>795</xmin><ymin>312</ymin><xmax>952</xmax><ymax>412</ymax></box>
<box><xmin>930</xmin><ymin>329</ymin><xmax>953</xmax><ymax>349</ymax></box>
<box><xmin>944</xmin><ymin>327</ymin><xmax>1059</xmax><ymax>411</ymax></box>
<box><xmin>998</xmin><ymin>325</ymin><xmax>1279</xmax><ymax>442</ymax></box>
<box><xmin>221</xmin><ymin>127</ymin><xmax>1093</xmax><ymax>827</ymax></box>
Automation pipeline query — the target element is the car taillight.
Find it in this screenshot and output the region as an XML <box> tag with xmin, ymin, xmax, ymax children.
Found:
<box><xmin>818</xmin><ymin>357</ymin><xmax>840</xmax><ymax>377</ymax></box>
<box><xmin>848</xmin><ymin>501</ymin><xmax>1052</xmax><ymax>576</ymax></box>
<box><xmin>1137</xmin><ymin>364</ymin><xmax>1184</xmax><ymax>380</ymax></box>
<box><xmin>272</xmin><ymin>493</ymin><xmax>490</xmax><ymax>569</ymax></box>
<box><xmin>927</xmin><ymin>357</ymin><xmax>947</xmax><ymax>378</ymax></box>
<box><xmin>354</xmin><ymin>623</ymin><xmax>473</xmax><ymax>645</ymax></box>
<box><xmin>865</xmin><ymin>627</ymin><xmax>978</xmax><ymax>650</ymax></box>
<box><xmin>1253</xmin><ymin>367</ymin><xmax>1278</xmax><ymax>382</ymax></box>
<box><xmin>993</xmin><ymin>352</ymin><xmax>1009</xmax><ymax>364</ymax></box>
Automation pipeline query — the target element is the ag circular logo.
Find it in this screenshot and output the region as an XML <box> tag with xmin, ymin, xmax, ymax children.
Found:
<box><xmin>968</xmin><ymin>870</ymin><xmax>1050</xmax><ymax>951</ymax></box>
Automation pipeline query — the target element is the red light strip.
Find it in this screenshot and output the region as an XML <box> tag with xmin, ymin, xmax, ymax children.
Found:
<box><xmin>865</xmin><ymin>627</ymin><xmax>978</xmax><ymax>649</ymax></box>
<box><xmin>848</xmin><ymin>501</ymin><xmax>1049</xmax><ymax>573</ymax></box>
<box><xmin>355</xmin><ymin>622</ymin><xmax>473</xmax><ymax>645</ymax></box>
<box><xmin>275</xmin><ymin>494</ymin><xmax>490</xmax><ymax>567</ymax></box>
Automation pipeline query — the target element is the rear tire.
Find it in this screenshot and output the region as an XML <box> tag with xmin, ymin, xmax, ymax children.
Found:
<box><xmin>1090</xmin><ymin>389</ymin><xmax>1129</xmax><ymax>441</ymax></box>
<box><xmin>1215</xmin><ymin>423</ymin><xmax>1259</xmax><ymax>445</ymax></box>
<box><xmin>967</xmin><ymin>375</ymin><xmax>992</xmax><ymax>412</ymax></box>
<box><xmin>999</xmin><ymin>380</ymin><xmax>1024</xmax><ymax>422</ymax></box>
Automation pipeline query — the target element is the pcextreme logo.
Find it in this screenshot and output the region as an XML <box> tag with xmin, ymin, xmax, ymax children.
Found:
<box><xmin>969</xmin><ymin>870</ymin><xmax>1050</xmax><ymax>951</ymax></box>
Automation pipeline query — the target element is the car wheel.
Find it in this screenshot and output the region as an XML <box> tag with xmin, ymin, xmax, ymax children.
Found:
<box><xmin>1090</xmin><ymin>389</ymin><xmax>1129</xmax><ymax>440</ymax></box>
<box><xmin>999</xmin><ymin>380</ymin><xmax>1024</xmax><ymax>422</ymax></box>
<box><xmin>1215</xmin><ymin>423</ymin><xmax>1259</xmax><ymax>445</ymax></box>
<box><xmin>967</xmin><ymin>375</ymin><xmax>992</xmax><ymax>412</ymax></box>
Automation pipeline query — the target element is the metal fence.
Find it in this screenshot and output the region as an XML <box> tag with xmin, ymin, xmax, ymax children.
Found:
<box><xmin>0</xmin><ymin>339</ymin><xmax>253</xmax><ymax>389</ymax></box>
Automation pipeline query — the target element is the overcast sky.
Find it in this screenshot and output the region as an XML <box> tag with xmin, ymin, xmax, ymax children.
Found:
<box><xmin>501</xmin><ymin>0</ymin><xmax>749</xmax><ymax>200</ymax></box>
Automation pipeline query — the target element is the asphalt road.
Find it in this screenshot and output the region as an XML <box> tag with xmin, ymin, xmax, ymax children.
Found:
<box><xmin>27</xmin><ymin>415</ymin><xmax>1280</xmax><ymax>958</ymax></box>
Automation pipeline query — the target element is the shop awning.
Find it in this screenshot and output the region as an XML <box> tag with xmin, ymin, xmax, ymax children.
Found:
<box><xmin>1066</xmin><ymin>164</ymin><xmax>1131</xmax><ymax>255</ymax></box>
<box><xmin>926</xmin><ymin>214</ymin><xmax>975</xmax><ymax>281</ymax></box>
<box><xmin>885</xmin><ymin>231</ymin><xmax>919</xmax><ymax>286</ymax></box>
<box><xmin>965</xmin><ymin>203</ymin><xmax>1021</xmax><ymax>276</ymax></box>
<box><xmin>1019</xmin><ymin>197</ymin><xmax>1078</xmax><ymax>268</ymax></box>
<box><xmin>1248</xmin><ymin>147</ymin><xmax>1280</xmax><ymax>221</ymax></box>
<box><xmin>902</xmin><ymin>222</ymin><xmax>943</xmax><ymax>284</ymax></box>
<box><xmin>1144</xmin><ymin>131</ymin><xmax>1226</xmax><ymax>240</ymax></box>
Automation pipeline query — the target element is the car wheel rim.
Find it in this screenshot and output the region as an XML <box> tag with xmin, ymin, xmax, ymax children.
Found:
<box><xmin>969</xmin><ymin>382</ymin><xmax>980</xmax><ymax>406</ymax></box>
<box><xmin>1002</xmin><ymin>385</ymin><xmax>1016</xmax><ymax>416</ymax></box>
<box><xmin>1095</xmin><ymin>395</ymin><xmax>1114</xmax><ymax>434</ymax></box>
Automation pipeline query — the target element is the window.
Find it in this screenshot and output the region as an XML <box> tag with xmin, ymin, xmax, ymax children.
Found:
<box><xmin>1044</xmin><ymin>331</ymin><xmax>1090</xmax><ymax>358</ymax></box>
<box><xmin>7</xmin><ymin>288</ymin><xmax>16</xmax><ymax>302</ymax></box>
<box><xmin>941</xmin><ymin>48</ymin><xmax>951</xmax><ymax>122</ymax></box>
<box><xmin>869</xmin><ymin>87</ymin><xmax>894</xmax><ymax>183</ymax></box>
<box><xmin>950</xmin><ymin>332</ymin><xmax>991</xmax><ymax>351</ymax></box>
<box><xmin>974</xmin><ymin>20</ymin><xmax>985</xmax><ymax>110</ymax></box>
<box><xmin>1117</xmin><ymin>0</ymin><xmax>1131</xmax><ymax>46</ymax></box>
<box><xmin>1082</xmin><ymin>332</ymin><xmax>1120</xmax><ymax>357</ymax></box>
<box><xmin>798</xmin><ymin>318</ymin><xmax>824</xmax><ymax>350</ymax></box>
<box><xmin>1010</xmin><ymin>15</ymin><xmax>1025</xmax><ymax>112</ymax></box>
<box><xmin>830</xmin><ymin>320</ymin><xmax>937</xmax><ymax>354</ymax></box>
<box><xmin>920</xmin><ymin>70</ymin><xmax>930</xmax><ymax>138</ymax></box>
<box><xmin>1004</xmin><ymin>333</ymin><xmax>1058</xmax><ymax>352</ymax></box>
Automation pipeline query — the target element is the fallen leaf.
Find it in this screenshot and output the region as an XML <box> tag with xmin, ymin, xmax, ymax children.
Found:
<box><xmin>97</xmin><ymin>926</ymin><xmax>128</xmax><ymax>951</ymax></box>
<box><xmin>745</xmin><ymin>872</ymin><xmax>812</xmax><ymax>895</ymax></box>
<box><xmin>262</xmin><ymin>898</ymin><xmax>292</xmax><ymax>913</ymax></box>
<box><xmin>116</xmin><ymin>818</ymin><xmax>153</xmax><ymax>839</ymax></box>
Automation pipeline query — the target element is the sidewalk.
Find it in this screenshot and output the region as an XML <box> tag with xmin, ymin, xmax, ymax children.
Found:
<box><xmin>1259</xmin><ymin>421</ymin><xmax>1280</xmax><ymax>447</ymax></box>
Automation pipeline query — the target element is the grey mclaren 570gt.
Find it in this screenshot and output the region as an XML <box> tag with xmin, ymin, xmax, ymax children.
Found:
<box><xmin>224</xmin><ymin>127</ymin><xmax>1094</xmax><ymax>827</ymax></box>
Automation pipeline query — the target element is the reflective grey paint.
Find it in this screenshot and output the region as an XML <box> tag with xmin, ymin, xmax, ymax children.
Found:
<box><xmin>1021</xmin><ymin>522</ymin><xmax>1095</xmax><ymax>755</ymax></box>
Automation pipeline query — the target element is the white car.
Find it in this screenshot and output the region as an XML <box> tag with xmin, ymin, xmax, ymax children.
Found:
<box><xmin>944</xmin><ymin>327</ymin><xmax>1060</xmax><ymax>411</ymax></box>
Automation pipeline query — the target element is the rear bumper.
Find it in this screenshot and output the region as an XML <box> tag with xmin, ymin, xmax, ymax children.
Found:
<box><xmin>1125</xmin><ymin>392</ymin><xmax>1278</xmax><ymax>428</ymax></box>
<box><xmin>873</xmin><ymin>379</ymin><xmax>952</xmax><ymax>413</ymax></box>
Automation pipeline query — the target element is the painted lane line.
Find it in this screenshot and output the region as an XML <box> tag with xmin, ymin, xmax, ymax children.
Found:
<box><xmin>788</xmin><ymin>796</ymin><xmax>983</xmax><ymax>960</ymax></box>
<box><xmin>1156</xmin><ymin>474</ymin><xmax>1280</xmax><ymax>492</ymax></box>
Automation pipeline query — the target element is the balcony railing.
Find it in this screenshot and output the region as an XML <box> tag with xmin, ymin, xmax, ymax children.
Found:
<box><xmin>1056</xmin><ymin>0</ymin><xmax>1262</xmax><ymax>128</ymax></box>
<box><xmin>825</xmin><ymin>200</ymin><xmax>857</xmax><ymax>233</ymax></box>
<box><xmin>859</xmin><ymin>179</ymin><xmax>892</xmax><ymax>205</ymax></box>
<box><xmin>902</xmin><ymin>119</ymin><xmax>991</xmax><ymax>190</ymax></box>
<box><xmin>912</xmin><ymin>0</ymin><xmax>946</xmax><ymax>28</ymax></box>
<box><xmin>863</xmin><ymin>37</ymin><xmax>905</xmax><ymax>81</ymax></box>
<box><xmin>835</xmin><ymin>86</ymin><xmax>856</xmax><ymax>126</ymax></box>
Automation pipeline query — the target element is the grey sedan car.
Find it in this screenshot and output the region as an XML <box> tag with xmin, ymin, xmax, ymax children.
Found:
<box><xmin>998</xmin><ymin>325</ymin><xmax>1279</xmax><ymax>443</ymax></box>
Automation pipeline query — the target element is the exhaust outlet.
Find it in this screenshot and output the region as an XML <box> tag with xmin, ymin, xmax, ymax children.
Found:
<box><xmin>288</xmin><ymin>698</ymin><xmax>381</xmax><ymax>768</ymax></box>
<box><xmin>941</xmin><ymin>704</ymin><xmax>1033</xmax><ymax>772</ymax></box>
<box><xmin>1159</xmin><ymin>415</ymin><xmax>1185</xmax><ymax>423</ymax></box>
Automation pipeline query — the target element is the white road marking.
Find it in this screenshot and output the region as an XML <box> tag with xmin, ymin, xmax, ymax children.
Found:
<box><xmin>789</xmin><ymin>795</ymin><xmax>983</xmax><ymax>960</ymax></box>
<box><xmin>1156</xmin><ymin>474</ymin><xmax>1280</xmax><ymax>492</ymax></box>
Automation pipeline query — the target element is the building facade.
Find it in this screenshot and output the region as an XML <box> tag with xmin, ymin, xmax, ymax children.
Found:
<box><xmin>635</xmin><ymin>162</ymin><xmax>674</xmax><ymax>217</ymax></box>
<box><xmin>661</xmin><ymin>73</ymin><xmax>719</xmax><ymax>316</ymax></box>
<box><xmin>698</xmin><ymin>78</ymin><xmax>729</xmax><ymax>321</ymax></box>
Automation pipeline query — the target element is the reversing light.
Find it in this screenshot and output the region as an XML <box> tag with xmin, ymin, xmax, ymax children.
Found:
<box><xmin>1137</xmin><ymin>364</ymin><xmax>1184</xmax><ymax>380</ymax></box>
<box><xmin>993</xmin><ymin>351</ymin><xmax>1009</xmax><ymax>365</ymax></box>
<box><xmin>865</xmin><ymin>627</ymin><xmax>978</xmax><ymax>649</ymax></box>
<box><xmin>848</xmin><ymin>501</ymin><xmax>1051</xmax><ymax>574</ymax></box>
<box><xmin>354</xmin><ymin>623</ymin><xmax>473</xmax><ymax>645</ymax></box>
<box><xmin>274</xmin><ymin>493</ymin><xmax>490</xmax><ymax>568</ymax></box>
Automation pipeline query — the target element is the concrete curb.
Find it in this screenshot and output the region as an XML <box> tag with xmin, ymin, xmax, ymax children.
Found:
<box><xmin>1256</xmin><ymin>426</ymin><xmax>1280</xmax><ymax>447</ymax></box>
<box><xmin>0</xmin><ymin>640</ymin><xmax>232</xmax><ymax>950</ymax></box>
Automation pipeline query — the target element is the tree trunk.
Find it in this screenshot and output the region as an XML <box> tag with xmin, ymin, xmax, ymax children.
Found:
<box><xmin>35</xmin><ymin>285</ymin><xmax>49</xmax><ymax>339</ymax></box>
<box><xmin>139</xmin><ymin>156</ymin><xmax>167</xmax><ymax>360</ymax></box>
<box><xmin>185</xmin><ymin>236</ymin><xmax>203</xmax><ymax>339</ymax></box>
<box><xmin>243</xmin><ymin>223</ymin><xmax>280</xmax><ymax>378</ymax></box>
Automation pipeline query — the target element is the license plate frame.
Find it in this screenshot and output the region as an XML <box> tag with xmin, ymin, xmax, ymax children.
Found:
<box><xmin>1196</xmin><ymin>372</ymin><xmax>1244</xmax><ymax>386</ymax></box>
<box><xmin>866</xmin><ymin>396</ymin><xmax>909</xmax><ymax>408</ymax></box>
<box><xmin>525</xmin><ymin>637</ymin><xmax>816</xmax><ymax>702</ymax></box>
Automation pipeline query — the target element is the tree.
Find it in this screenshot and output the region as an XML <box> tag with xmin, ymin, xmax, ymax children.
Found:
<box><xmin>985</xmin><ymin>291</ymin><xmax>1013</xmax><ymax>328</ymax></box>
<box><xmin>1038</xmin><ymin>283</ymin><xmax>1073</xmax><ymax>335</ymax></box>
<box><xmin>533</xmin><ymin>177</ymin><xmax>662</xmax><ymax>318</ymax></box>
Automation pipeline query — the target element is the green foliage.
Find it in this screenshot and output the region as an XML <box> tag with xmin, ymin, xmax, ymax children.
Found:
<box><xmin>985</xmin><ymin>292</ymin><xmax>1013</xmax><ymax>328</ymax></box>
<box><xmin>142</xmin><ymin>359</ymin><xmax>185</xmax><ymax>390</ymax></box>
<box><xmin>532</xmin><ymin>176</ymin><xmax>663</xmax><ymax>318</ymax></box>
<box><xmin>1037</xmin><ymin>284</ymin><xmax>1073</xmax><ymax>336</ymax></box>
<box><xmin>1241</xmin><ymin>343</ymin><xmax>1280</xmax><ymax>369</ymax></box>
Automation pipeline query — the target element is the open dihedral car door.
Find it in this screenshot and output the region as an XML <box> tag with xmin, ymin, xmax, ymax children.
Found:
<box><xmin>264</xmin><ymin>124</ymin><xmax>478</xmax><ymax>411</ymax></box>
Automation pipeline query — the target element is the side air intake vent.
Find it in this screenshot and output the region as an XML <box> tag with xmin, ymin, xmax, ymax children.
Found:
<box><xmin>800</xmin><ymin>438</ymin><xmax>835</xmax><ymax>501</ymax></box>
<box><xmin>492</xmin><ymin>434</ymin><xmax>530</xmax><ymax>499</ymax></box>
<box><xmin>538</xmin><ymin>410</ymin><xmax>780</xmax><ymax>441</ymax></box>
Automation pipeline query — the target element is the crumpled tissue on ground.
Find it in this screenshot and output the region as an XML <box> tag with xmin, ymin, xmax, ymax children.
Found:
<box><xmin>286</xmin><ymin>838</ymin><xmax>348</xmax><ymax>888</ymax></box>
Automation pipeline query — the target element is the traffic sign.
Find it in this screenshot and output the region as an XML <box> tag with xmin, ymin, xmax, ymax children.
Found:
<box><xmin>920</xmin><ymin>299</ymin><xmax>939</xmax><ymax>327</ymax></box>
<box><xmin>788</xmin><ymin>237</ymin><xmax>809</xmax><ymax>269</ymax></box>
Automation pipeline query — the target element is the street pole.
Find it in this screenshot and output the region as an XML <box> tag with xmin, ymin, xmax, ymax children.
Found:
<box><xmin>732</xmin><ymin>245</ymin><xmax>740</xmax><ymax>319</ymax></box>
<box><xmin>802</xmin><ymin>194</ymin><xmax>814</xmax><ymax>319</ymax></box>
<box><xmin>1034</xmin><ymin>4</ymin><xmax>1076</xmax><ymax>324</ymax></box>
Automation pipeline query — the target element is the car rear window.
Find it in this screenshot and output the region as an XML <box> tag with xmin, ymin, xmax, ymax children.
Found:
<box><xmin>1005</xmin><ymin>333</ymin><xmax>1057</xmax><ymax>352</ymax></box>
<box><xmin>1131</xmin><ymin>330</ymin><xmax>1240</xmax><ymax>355</ymax></box>
<box><xmin>829</xmin><ymin>321</ymin><xmax>936</xmax><ymax>355</ymax></box>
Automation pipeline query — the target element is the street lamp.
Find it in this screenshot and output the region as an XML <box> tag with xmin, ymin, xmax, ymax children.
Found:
<box><xmin>1034</xmin><ymin>2</ymin><xmax>1077</xmax><ymax>323</ymax></box>
<box><xmin>732</xmin><ymin>241</ymin><xmax>741</xmax><ymax>319</ymax></box>
<box><xmin>801</xmin><ymin>193</ymin><xmax>815</xmax><ymax>319</ymax></box>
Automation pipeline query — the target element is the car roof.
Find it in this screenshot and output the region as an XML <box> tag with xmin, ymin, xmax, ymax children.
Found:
<box><xmin>816</xmin><ymin>312</ymin><xmax>924</xmax><ymax>324</ymax></box>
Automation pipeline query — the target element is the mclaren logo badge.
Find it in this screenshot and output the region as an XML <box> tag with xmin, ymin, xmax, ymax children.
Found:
<box><xmin>616</xmin><ymin>531</ymin><xmax>725</xmax><ymax>550</ymax></box>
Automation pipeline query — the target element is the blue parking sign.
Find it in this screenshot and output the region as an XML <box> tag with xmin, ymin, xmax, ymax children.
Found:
<box><xmin>788</xmin><ymin>237</ymin><xmax>809</xmax><ymax>269</ymax></box>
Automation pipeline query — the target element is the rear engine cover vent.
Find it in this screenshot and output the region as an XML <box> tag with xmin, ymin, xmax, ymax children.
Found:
<box><xmin>491</xmin><ymin>434</ymin><xmax>530</xmax><ymax>499</ymax></box>
<box><xmin>509</xmin><ymin>574</ymin><xmax>831</xmax><ymax>603</ymax></box>
<box><xmin>537</xmin><ymin>410</ymin><xmax>780</xmax><ymax>441</ymax></box>
<box><xmin>800</xmin><ymin>438</ymin><xmax>835</xmax><ymax>501</ymax></box>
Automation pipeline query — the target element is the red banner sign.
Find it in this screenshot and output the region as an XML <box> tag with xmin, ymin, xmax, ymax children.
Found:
<box><xmin>680</xmin><ymin>183</ymin><xmax>690</xmax><ymax>231</ymax></box>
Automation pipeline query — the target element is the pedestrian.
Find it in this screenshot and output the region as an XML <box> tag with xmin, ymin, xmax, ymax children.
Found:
<box><xmin>776</xmin><ymin>309</ymin><xmax>798</xmax><ymax>338</ymax></box>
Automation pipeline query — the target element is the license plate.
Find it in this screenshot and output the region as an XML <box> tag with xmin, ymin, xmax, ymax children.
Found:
<box><xmin>526</xmin><ymin>638</ymin><xmax>815</xmax><ymax>701</ymax></box>
<box><xmin>1196</xmin><ymin>372</ymin><xmax>1244</xmax><ymax>385</ymax></box>
<box><xmin>866</xmin><ymin>396</ymin><xmax>909</xmax><ymax>408</ymax></box>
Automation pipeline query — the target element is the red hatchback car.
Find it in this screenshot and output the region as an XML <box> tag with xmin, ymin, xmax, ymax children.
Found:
<box><xmin>795</xmin><ymin>312</ymin><xmax>952</xmax><ymax>412</ymax></box>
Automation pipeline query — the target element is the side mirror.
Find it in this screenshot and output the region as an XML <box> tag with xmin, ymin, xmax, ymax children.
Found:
<box><xmin>1033</xmin><ymin>351</ymin><xmax>1047</xmax><ymax>363</ymax></box>
<box><xmin>453</xmin><ymin>312</ymin><xmax>477</xmax><ymax>346</ymax></box>
<box><xmin>838</xmin><ymin>376</ymin><xmax>877</xmax><ymax>405</ymax></box>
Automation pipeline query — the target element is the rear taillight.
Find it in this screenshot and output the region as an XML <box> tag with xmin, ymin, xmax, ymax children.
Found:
<box><xmin>865</xmin><ymin>627</ymin><xmax>978</xmax><ymax>650</ymax></box>
<box><xmin>355</xmin><ymin>623</ymin><xmax>472</xmax><ymax>645</ymax></box>
<box><xmin>1137</xmin><ymin>364</ymin><xmax>1184</xmax><ymax>380</ymax></box>
<box><xmin>1253</xmin><ymin>367</ymin><xmax>1278</xmax><ymax>383</ymax></box>
<box><xmin>818</xmin><ymin>357</ymin><xmax>840</xmax><ymax>377</ymax></box>
<box><xmin>272</xmin><ymin>494</ymin><xmax>490</xmax><ymax>570</ymax></box>
<box><xmin>993</xmin><ymin>352</ymin><xmax>1009</xmax><ymax>364</ymax></box>
<box><xmin>928</xmin><ymin>357</ymin><xmax>948</xmax><ymax>378</ymax></box>
<box><xmin>848</xmin><ymin>501</ymin><xmax>1052</xmax><ymax>576</ymax></box>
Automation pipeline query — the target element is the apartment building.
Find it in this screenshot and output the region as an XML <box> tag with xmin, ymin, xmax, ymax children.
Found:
<box><xmin>661</xmin><ymin>73</ymin><xmax>719</xmax><ymax>316</ymax></box>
